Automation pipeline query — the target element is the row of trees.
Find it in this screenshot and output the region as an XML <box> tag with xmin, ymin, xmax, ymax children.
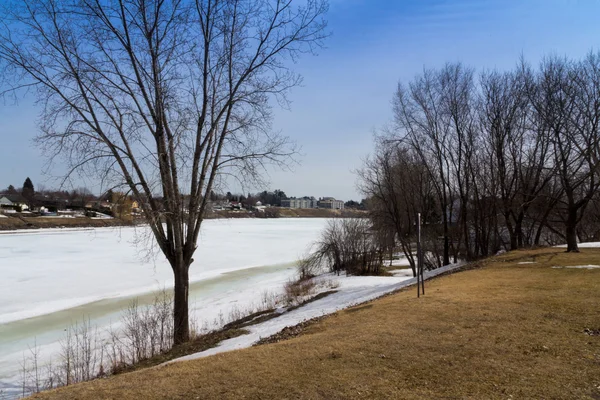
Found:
<box><xmin>2</xmin><ymin>178</ymin><xmax>35</xmax><ymax>206</ymax></box>
<box><xmin>2</xmin><ymin>179</ymin><xmax>106</xmax><ymax>210</ymax></box>
<box><xmin>360</xmin><ymin>53</ymin><xmax>600</xmax><ymax>271</ymax></box>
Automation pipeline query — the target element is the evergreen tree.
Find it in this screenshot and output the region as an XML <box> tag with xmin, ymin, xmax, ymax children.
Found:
<box><xmin>22</xmin><ymin>177</ymin><xmax>35</xmax><ymax>207</ymax></box>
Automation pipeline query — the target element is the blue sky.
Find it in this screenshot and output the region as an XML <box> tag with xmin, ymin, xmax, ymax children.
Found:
<box><xmin>1</xmin><ymin>0</ymin><xmax>600</xmax><ymax>200</ymax></box>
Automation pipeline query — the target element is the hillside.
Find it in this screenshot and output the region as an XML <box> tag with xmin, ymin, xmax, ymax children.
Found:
<box><xmin>30</xmin><ymin>247</ymin><xmax>600</xmax><ymax>399</ymax></box>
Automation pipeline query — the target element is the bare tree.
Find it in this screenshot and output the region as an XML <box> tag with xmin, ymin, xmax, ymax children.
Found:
<box><xmin>528</xmin><ymin>55</ymin><xmax>600</xmax><ymax>252</ymax></box>
<box><xmin>301</xmin><ymin>218</ymin><xmax>386</xmax><ymax>276</ymax></box>
<box><xmin>0</xmin><ymin>0</ymin><xmax>328</xmax><ymax>343</ymax></box>
<box><xmin>478</xmin><ymin>67</ymin><xmax>557</xmax><ymax>250</ymax></box>
<box><xmin>357</xmin><ymin>139</ymin><xmax>438</xmax><ymax>275</ymax></box>
<box><xmin>394</xmin><ymin>69</ymin><xmax>454</xmax><ymax>265</ymax></box>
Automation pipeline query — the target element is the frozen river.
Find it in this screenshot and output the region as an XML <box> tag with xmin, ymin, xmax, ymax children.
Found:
<box><xmin>0</xmin><ymin>218</ymin><xmax>328</xmax><ymax>396</ymax></box>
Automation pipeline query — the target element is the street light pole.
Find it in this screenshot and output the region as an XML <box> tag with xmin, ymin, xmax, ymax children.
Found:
<box><xmin>417</xmin><ymin>212</ymin><xmax>425</xmax><ymax>296</ymax></box>
<box><xmin>417</xmin><ymin>213</ymin><xmax>421</xmax><ymax>298</ymax></box>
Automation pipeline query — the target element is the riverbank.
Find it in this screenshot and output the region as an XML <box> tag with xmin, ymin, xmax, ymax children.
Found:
<box><xmin>208</xmin><ymin>207</ymin><xmax>367</xmax><ymax>219</ymax></box>
<box><xmin>0</xmin><ymin>208</ymin><xmax>366</xmax><ymax>231</ymax></box>
<box><xmin>0</xmin><ymin>215</ymin><xmax>133</xmax><ymax>231</ymax></box>
<box><xmin>29</xmin><ymin>246</ymin><xmax>600</xmax><ymax>399</ymax></box>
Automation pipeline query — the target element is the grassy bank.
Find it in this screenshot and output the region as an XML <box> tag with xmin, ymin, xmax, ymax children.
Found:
<box><xmin>31</xmin><ymin>247</ymin><xmax>600</xmax><ymax>399</ymax></box>
<box><xmin>0</xmin><ymin>215</ymin><xmax>132</xmax><ymax>231</ymax></box>
<box><xmin>208</xmin><ymin>208</ymin><xmax>368</xmax><ymax>219</ymax></box>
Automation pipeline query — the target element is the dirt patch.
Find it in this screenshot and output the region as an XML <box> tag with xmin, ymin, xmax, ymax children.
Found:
<box><xmin>254</xmin><ymin>316</ymin><xmax>327</xmax><ymax>346</ymax></box>
<box><xmin>286</xmin><ymin>290</ymin><xmax>338</xmax><ymax>312</ymax></box>
<box><xmin>223</xmin><ymin>309</ymin><xmax>279</xmax><ymax>330</ymax></box>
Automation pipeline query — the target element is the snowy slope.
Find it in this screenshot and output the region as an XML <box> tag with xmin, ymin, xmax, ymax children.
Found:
<box><xmin>171</xmin><ymin>262</ymin><xmax>464</xmax><ymax>363</ymax></box>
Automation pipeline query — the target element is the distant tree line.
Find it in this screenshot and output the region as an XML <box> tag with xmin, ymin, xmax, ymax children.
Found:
<box><xmin>209</xmin><ymin>189</ymin><xmax>288</xmax><ymax>207</ymax></box>
<box><xmin>359</xmin><ymin>52</ymin><xmax>600</xmax><ymax>272</ymax></box>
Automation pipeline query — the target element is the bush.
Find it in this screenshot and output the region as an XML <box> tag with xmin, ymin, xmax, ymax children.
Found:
<box><xmin>284</xmin><ymin>278</ymin><xmax>316</xmax><ymax>305</ymax></box>
<box><xmin>300</xmin><ymin>218</ymin><xmax>386</xmax><ymax>276</ymax></box>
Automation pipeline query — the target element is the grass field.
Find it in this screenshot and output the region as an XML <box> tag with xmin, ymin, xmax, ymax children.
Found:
<box><xmin>30</xmin><ymin>247</ymin><xmax>600</xmax><ymax>399</ymax></box>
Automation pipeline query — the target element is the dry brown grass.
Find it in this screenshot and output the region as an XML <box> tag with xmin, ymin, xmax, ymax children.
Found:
<box><xmin>30</xmin><ymin>247</ymin><xmax>600</xmax><ymax>399</ymax></box>
<box><xmin>277</xmin><ymin>208</ymin><xmax>367</xmax><ymax>218</ymax></box>
<box><xmin>0</xmin><ymin>215</ymin><xmax>130</xmax><ymax>230</ymax></box>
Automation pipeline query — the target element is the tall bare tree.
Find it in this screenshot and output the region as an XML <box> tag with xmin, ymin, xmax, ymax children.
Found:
<box><xmin>0</xmin><ymin>0</ymin><xmax>328</xmax><ymax>343</ymax></box>
<box><xmin>394</xmin><ymin>69</ymin><xmax>454</xmax><ymax>265</ymax></box>
<box><xmin>358</xmin><ymin>138</ymin><xmax>439</xmax><ymax>275</ymax></box>
<box><xmin>528</xmin><ymin>55</ymin><xmax>600</xmax><ymax>252</ymax></box>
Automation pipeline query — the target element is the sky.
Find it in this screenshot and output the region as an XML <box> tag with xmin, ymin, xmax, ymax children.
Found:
<box><xmin>1</xmin><ymin>0</ymin><xmax>600</xmax><ymax>201</ymax></box>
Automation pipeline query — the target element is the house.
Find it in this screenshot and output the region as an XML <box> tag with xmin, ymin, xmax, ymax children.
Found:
<box><xmin>0</xmin><ymin>194</ymin><xmax>29</xmax><ymax>211</ymax></box>
<box><xmin>254</xmin><ymin>201</ymin><xmax>266</xmax><ymax>212</ymax></box>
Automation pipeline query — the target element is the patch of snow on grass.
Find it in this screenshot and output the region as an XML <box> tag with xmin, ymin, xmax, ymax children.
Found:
<box><xmin>552</xmin><ymin>265</ymin><xmax>600</xmax><ymax>269</ymax></box>
<box><xmin>389</xmin><ymin>269</ymin><xmax>414</xmax><ymax>277</ymax></box>
<box><xmin>517</xmin><ymin>261</ymin><xmax>537</xmax><ymax>264</ymax></box>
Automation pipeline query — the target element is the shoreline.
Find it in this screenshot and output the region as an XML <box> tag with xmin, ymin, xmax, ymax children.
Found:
<box><xmin>0</xmin><ymin>208</ymin><xmax>366</xmax><ymax>232</ymax></box>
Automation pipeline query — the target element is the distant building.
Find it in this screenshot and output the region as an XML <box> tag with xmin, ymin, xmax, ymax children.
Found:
<box><xmin>318</xmin><ymin>197</ymin><xmax>344</xmax><ymax>210</ymax></box>
<box><xmin>280</xmin><ymin>196</ymin><xmax>318</xmax><ymax>209</ymax></box>
<box><xmin>0</xmin><ymin>194</ymin><xmax>29</xmax><ymax>211</ymax></box>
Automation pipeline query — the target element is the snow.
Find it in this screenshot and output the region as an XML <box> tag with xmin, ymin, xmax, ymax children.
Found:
<box><xmin>552</xmin><ymin>265</ymin><xmax>600</xmax><ymax>269</ymax></box>
<box><xmin>169</xmin><ymin>262</ymin><xmax>465</xmax><ymax>364</ymax></box>
<box><xmin>89</xmin><ymin>212</ymin><xmax>113</xmax><ymax>219</ymax></box>
<box><xmin>518</xmin><ymin>261</ymin><xmax>537</xmax><ymax>264</ymax></box>
<box><xmin>556</xmin><ymin>242</ymin><xmax>600</xmax><ymax>248</ymax></box>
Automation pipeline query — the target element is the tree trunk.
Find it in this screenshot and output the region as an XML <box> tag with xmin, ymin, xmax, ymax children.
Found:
<box><xmin>443</xmin><ymin>214</ymin><xmax>450</xmax><ymax>266</ymax></box>
<box><xmin>173</xmin><ymin>265</ymin><xmax>190</xmax><ymax>345</ymax></box>
<box><xmin>515</xmin><ymin>212</ymin><xmax>525</xmax><ymax>248</ymax></box>
<box><xmin>565</xmin><ymin>207</ymin><xmax>579</xmax><ymax>252</ymax></box>
<box><xmin>507</xmin><ymin>217</ymin><xmax>517</xmax><ymax>251</ymax></box>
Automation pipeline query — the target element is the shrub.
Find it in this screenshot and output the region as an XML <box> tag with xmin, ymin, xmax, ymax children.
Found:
<box><xmin>284</xmin><ymin>278</ymin><xmax>316</xmax><ymax>305</ymax></box>
<box><xmin>299</xmin><ymin>218</ymin><xmax>386</xmax><ymax>276</ymax></box>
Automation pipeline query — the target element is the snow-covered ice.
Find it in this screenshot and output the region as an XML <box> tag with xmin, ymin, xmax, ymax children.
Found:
<box><xmin>0</xmin><ymin>219</ymin><xmax>328</xmax><ymax>324</ymax></box>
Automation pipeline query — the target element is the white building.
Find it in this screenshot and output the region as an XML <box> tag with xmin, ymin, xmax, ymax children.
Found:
<box><xmin>318</xmin><ymin>197</ymin><xmax>344</xmax><ymax>210</ymax></box>
<box><xmin>280</xmin><ymin>197</ymin><xmax>318</xmax><ymax>209</ymax></box>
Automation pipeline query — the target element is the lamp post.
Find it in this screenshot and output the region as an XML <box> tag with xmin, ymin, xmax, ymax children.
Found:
<box><xmin>417</xmin><ymin>213</ymin><xmax>424</xmax><ymax>297</ymax></box>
